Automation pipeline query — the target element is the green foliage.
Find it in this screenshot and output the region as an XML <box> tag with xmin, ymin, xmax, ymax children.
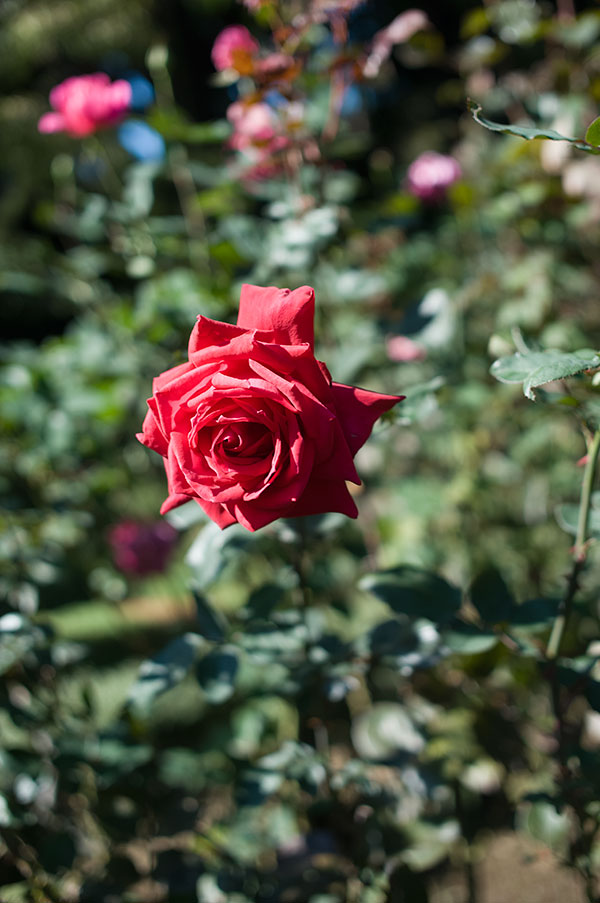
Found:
<box><xmin>469</xmin><ymin>101</ymin><xmax>600</xmax><ymax>154</ymax></box>
<box><xmin>360</xmin><ymin>566</ymin><xmax>461</xmax><ymax>623</ymax></box>
<box><xmin>3</xmin><ymin>1</ymin><xmax>600</xmax><ymax>900</ymax></box>
<box><xmin>491</xmin><ymin>348</ymin><xmax>600</xmax><ymax>400</ymax></box>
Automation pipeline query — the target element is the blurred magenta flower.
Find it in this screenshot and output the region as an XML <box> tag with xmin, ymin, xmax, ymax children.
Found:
<box><xmin>38</xmin><ymin>73</ymin><xmax>132</xmax><ymax>137</ymax></box>
<box><xmin>406</xmin><ymin>150</ymin><xmax>461</xmax><ymax>202</ymax></box>
<box><xmin>386</xmin><ymin>335</ymin><xmax>427</xmax><ymax>362</ymax></box>
<box><xmin>109</xmin><ymin>520</ymin><xmax>178</xmax><ymax>576</ymax></box>
<box><xmin>211</xmin><ymin>25</ymin><xmax>259</xmax><ymax>72</ymax></box>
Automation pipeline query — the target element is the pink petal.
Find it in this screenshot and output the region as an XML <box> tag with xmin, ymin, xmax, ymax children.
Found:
<box><xmin>237</xmin><ymin>284</ymin><xmax>315</xmax><ymax>348</ymax></box>
<box><xmin>38</xmin><ymin>112</ymin><xmax>65</xmax><ymax>134</ymax></box>
<box><xmin>331</xmin><ymin>383</ymin><xmax>403</xmax><ymax>456</ymax></box>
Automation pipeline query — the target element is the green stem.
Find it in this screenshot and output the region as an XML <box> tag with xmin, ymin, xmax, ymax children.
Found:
<box><xmin>146</xmin><ymin>45</ymin><xmax>209</xmax><ymax>271</ymax></box>
<box><xmin>547</xmin><ymin>427</ymin><xmax>600</xmax><ymax>659</ymax></box>
<box><xmin>453</xmin><ymin>780</ymin><xmax>478</xmax><ymax>903</ymax></box>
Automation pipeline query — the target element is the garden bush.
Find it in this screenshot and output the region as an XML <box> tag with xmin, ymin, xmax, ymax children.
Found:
<box><xmin>2</xmin><ymin>1</ymin><xmax>600</xmax><ymax>901</ymax></box>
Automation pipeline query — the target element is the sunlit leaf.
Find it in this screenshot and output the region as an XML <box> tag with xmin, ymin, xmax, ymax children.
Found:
<box><xmin>469</xmin><ymin>101</ymin><xmax>600</xmax><ymax>154</ymax></box>
<box><xmin>585</xmin><ymin>116</ymin><xmax>600</xmax><ymax>147</ymax></box>
<box><xmin>491</xmin><ymin>349</ymin><xmax>600</xmax><ymax>399</ymax></box>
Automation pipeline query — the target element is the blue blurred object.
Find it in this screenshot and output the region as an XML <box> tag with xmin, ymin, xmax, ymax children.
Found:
<box><xmin>341</xmin><ymin>84</ymin><xmax>363</xmax><ymax>115</ymax></box>
<box><xmin>125</xmin><ymin>73</ymin><xmax>155</xmax><ymax>111</ymax></box>
<box><xmin>117</xmin><ymin>120</ymin><xmax>166</xmax><ymax>162</ymax></box>
<box><xmin>264</xmin><ymin>90</ymin><xmax>287</xmax><ymax>108</ymax></box>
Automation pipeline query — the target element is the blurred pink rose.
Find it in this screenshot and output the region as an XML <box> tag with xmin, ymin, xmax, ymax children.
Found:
<box><xmin>109</xmin><ymin>520</ymin><xmax>178</xmax><ymax>576</ymax></box>
<box><xmin>386</xmin><ymin>335</ymin><xmax>426</xmax><ymax>362</ymax></box>
<box><xmin>363</xmin><ymin>9</ymin><xmax>429</xmax><ymax>78</ymax></box>
<box><xmin>38</xmin><ymin>73</ymin><xmax>132</xmax><ymax>137</ymax></box>
<box><xmin>211</xmin><ymin>25</ymin><xmax>259</xmax><ymax>72</ymax></box>
<box><xmin>254</xmin><ymin>53</ymin><xmax>298</xmax><ymax>80</ymax></box>
<box><xmin>406</xmin><ymin>151</ymin><xmax>461</xmax><ymax>202</ymax></box>
<box><xmin>227</xmin><ymin>101</ymin><xmax>291</xmax><ymax>180</ymax></box>
<box><xmin>227</xmin><ymin>101</ymin><xmax>278</xmax><ymax>150</ymax></box>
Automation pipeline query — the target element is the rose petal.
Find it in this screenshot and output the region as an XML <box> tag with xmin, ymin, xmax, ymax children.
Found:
<box><xmin>286</xmin><ymin>476</ymin><xmax>359</xmax><ymax>520</ymax></box>
<box><xmin>160</xmin><ymin>492</ymin><xmax>193</xmax><ymax>515</ymax></box>
<box><xmin>137</xmin><ymin>406</ymin><xmax>168</xmax><ymax>456</ymax></box>
<box><xmin>331</xmin><ymin>383</ymin><xmax>403</xmax><ymax>456</ymax></box>
<box><xmin>196</xmin><ymin>497</ymin><xmax>237</xmax><ymax>528</ymax></box>
<box><xmin>237</xmin><ymin>284</ymin><xmax>315</xmax><ymax>348</ymax></box>
<box><xmin>188</xmin><ymin>316</ymin><xmax>247</xmax><ymax>356</ymax></box>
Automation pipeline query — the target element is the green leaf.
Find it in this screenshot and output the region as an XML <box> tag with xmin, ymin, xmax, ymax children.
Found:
<box><xmin>400</xmin><ymin>820</ymin><xmax>460</xmax><ymax>871</ymax></box>
<box><xmin>555</xmin><ymin>503</ymin><xmax>600</xmax><ymax>538</ymax></box>
<box><xmin>585</xmin><ymin>116</ymin><xmax>600</xmax><ymax>146</ymax></box>
<box><xmin>523</xmin><ymin>351</ymin><xmax>600</xmax><ymax>399</ymax></box>
<box><xmin>555</xmin><ymin>657</ymin><xmax>600</xmax><ymax>710</ymax></box>
<box><xmin>193</xmin><ymin>592</ymin><xmax>227</xmax><ymax>642</ymax></box>
<box><xmin>443</xmin><ymin>621</ymin><xmax>498</xmax><ymax>655</ymax></box>
<box><xmin>517</xmin><ymin>798</ymin><xmax>571</xmax><ymax>855</ymax></box>
<box><xmin>351</xmin><ymin>703</ymin><xmax>424</xmax><ymax>760</ymax></box>
<box><xmin>196</xmin><ymin>646</ymin><xmax>239</xmax><ymax>704</ymax></box>
<box><xmin>470</xmin><ymin>568</ymin><xmax>513</xmax><ymax>624</ymax></box>
<box><xmin>469</xmin><ymin>101</ymin><xmax>600</xmax><ymax>154</ymax></box>
<box><xmin>0</xmin><ymin>614</ymin><xmax>50</xmax><ymax>675</ymax></box>
<box><xmin>508</xmin><ymin>598</ymin><xmax>558</xmax><ymax>633</ymax></box>
<box><xmin>361</xmin><ymin>618</ymin><xmax>419</xmax><ymax>657</ymax></box>
<box><xmin>490</xmin><ymin>349</ymin><xmax>600</xmax><ymax>399</ymax></box>
<box><xmin>490</xmin><ymin>351</ymin><xmax>551</xmax><ymax>384</ymax></box>
<box><xmin>186</xmin><ymin>521</ymin><xmax>252</xmax><ymax>589</ymax></box>
<box><xmin>395</xmin><ymin>377</ymin><xmax>444</xmax><ymax>426</ymax></box>
<box><xmin>127</xmin><ymin>632</ymin><xmax>206</xmax><ymax>719</ymax></box>
<box><xmin>360</xmin><ymin>566</ymin><xmax>461</xmax><ymax>624</ymax></box>
<box><xmin>0</xmin><ymin>883</ymin><xmax>30</xmax><ymax>903</ymax></box>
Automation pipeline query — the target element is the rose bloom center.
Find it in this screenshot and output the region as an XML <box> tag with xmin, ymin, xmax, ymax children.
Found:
<box><xmin>214</xmin><ymin>421</ymin><xmax>272</xmax><ymax>459</ymax></box>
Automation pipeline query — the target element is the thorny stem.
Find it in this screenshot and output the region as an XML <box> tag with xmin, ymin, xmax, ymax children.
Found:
<box><xmin>546</xmin><ymin>427</ymin><xmax>600</xmax><ymax>659</ymax></box>
<box><xmin>544</xmin><ymin>428</ymin><xmax>600</xmax><ymax>903</ymax></box>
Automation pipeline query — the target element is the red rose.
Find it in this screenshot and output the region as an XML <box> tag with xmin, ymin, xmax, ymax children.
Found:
<box><xmin>137</xmin><ymin>284</ymin><xmax>402</xmax><ymax>531</ymax></box>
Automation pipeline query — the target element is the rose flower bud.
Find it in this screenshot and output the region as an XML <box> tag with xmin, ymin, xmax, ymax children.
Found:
<box><xmin>406</xmin><ymin>150</ymin><xmax>462</xmax><ymax>202</ymax></box>
<box><xmin>38</xmin><ymin>73</ymin><xmax>133</xmax><ymax>137</ymax></box>
<box><xmin>211</xmin><ymin>25</ymin><xmax>259</xmax><ymax>73</ymax></box>
<box><xmin>137</xmin><ymin>284</ymin><xmax>403</xmax><ymax>531</ymax></box>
